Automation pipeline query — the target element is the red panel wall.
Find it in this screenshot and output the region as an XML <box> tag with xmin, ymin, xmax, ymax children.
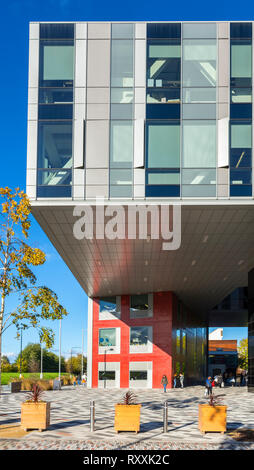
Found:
<box><xmin>92</xmin><ymin>292</ymin><xmax>173</xmax><ymax>389</ymax></box>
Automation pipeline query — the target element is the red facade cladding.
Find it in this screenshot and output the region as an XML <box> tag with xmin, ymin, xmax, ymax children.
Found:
<box><xmin>92</xmin><ymin>292</ymin><xmax>174</xmax><ymax>389</ymax></box>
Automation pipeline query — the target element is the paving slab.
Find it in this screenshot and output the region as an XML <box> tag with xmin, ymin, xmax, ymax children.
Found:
<box><xmin>0</xmin><ymin>385</ymin><xmax>253</xmax><ymax>450</ymax></box>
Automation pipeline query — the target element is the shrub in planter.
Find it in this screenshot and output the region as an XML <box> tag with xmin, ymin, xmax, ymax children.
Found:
<box><xmin>21</xmin><ymin>378</ymin><xmax>36</xmax><ymax>391</ymax></box>
<box><xmin>37</xmin><ymin>380</ymin><xmax>53</xmax><ymax>391</ymax></box>
<box><xmin>21</xmin><ymin>384</ymin><xmax>50</xmax><ymax>432</ymax></box>
<box><xmin>198</xmin><ymin>394</ymin><xmax>227</xmax><ymax>434</ymax></box>
<box><xmin>114</xmin><ymin>391</ymin><xmax>141</xmax><ymax>434</ymax></box>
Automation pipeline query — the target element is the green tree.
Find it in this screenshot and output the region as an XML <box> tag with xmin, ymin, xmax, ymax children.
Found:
<box><xmin>238</xmin><ymin>338</ymin><xmax>248</xmax><ymax>370</ymax></box>
<box><xmin>16</xmin><ymin>343</ymin><xmax>66</xmax><ymax>373</ymax></box>
<box><xmin>0</xmin><ymin>187</ymin><xmax>68</xmax><ymax>391</ymax></box>
<box><xmin>66</xmin><ymin>354</ymin><xmax>87</xmax><ymax>375</ymax></box>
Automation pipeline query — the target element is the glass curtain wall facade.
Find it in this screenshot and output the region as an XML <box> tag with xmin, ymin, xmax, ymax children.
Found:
<box><xmin>182</xmin><ymin>23</ymin><xmax>217</xmax><ymax>197</ymax></box>
<box><xmin>230</xmin><ymin>23</ymin><xmax>252</xmax><ymax>197</ymax></box>
<box><xmin>109</xmin><ymin>24</ymin><xmax>134</xmax><ymax>198</ymax></box>
<box><xmin>37</xmin><ymin>24</ymin><xmax>74</xmax><ymax>197</ymax></box>
<box><xmin>146</xmin><ymin>23</ymin><xmax>181</xmax><ymax>197</ymax></box>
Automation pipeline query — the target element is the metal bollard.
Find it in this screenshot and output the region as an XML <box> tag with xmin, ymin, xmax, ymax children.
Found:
<box><xmin>90</xmin><ymin>400</ymin><xmax>95</xmax><ymax>432</ymax></box>
<box><xmin>163</xmin><ymin>401</ymin><xmax>168</xmax><ymax>433</ymax></box>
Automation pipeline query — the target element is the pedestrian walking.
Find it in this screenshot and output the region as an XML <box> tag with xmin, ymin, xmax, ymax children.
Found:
<box><xmin>179</xmin><ymin>373</ymin><xmax>184</xmax><ymax>388</ymax></box>
<box><xmin>173</xmin><ymin>373</ymin><xmax>177</xmax><ymax>388</ymax></box>
<box><xmin>205</xmin><ymin>376</ymin><xmax>212</xmax><ymax>396</ymax></box>
<box><xmin>161</xmin><ymin>374</ymin><xmax>168</xmax><ymax>393</ymax></box>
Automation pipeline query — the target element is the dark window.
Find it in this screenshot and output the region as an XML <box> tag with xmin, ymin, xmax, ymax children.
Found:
<box><xmin>230</xmin><ymin>185</ymin><xmax>252</xmax><ymax>196</ymax></box>
<box><xmin>40</xmin><ymin>23</ymin><xmax>74</xmax><ymax>39</ymax></box>
<box><xmin>130</xmin><ymin>294</ymin><xmax>148</xmax><ymax>311</ymax></box>
<box><xmin>147</xmin><ymin>88</ymin><xmax>180</xmax><ymax>104</ymax></box>
<box><xmin>230</xmin><ymin>22</ymin><xmax>252</xmax><ymax>39</ymax></box>
<box><xmin>147</xmin><ymin>23</ymin><xmax>181</xmax><ymax>39</ymax></box>
<box><xmin>39</xmin><ymin>88</ymin><xmax>73</xmax><ymax>104</ymax></box>
<box><xmin>130</xmin><ymin>371</ymin><xmax>148</xmax><ymax>380</ymax></box>
<box><xmin>230</xmin><ymin>103</ymin><xmax>252</xmax><ymax>119</ymax></box>
<box><xmin>230</xmin><ymin>148</ymin><xmax>252</xmax><ymax>168</ymax></box>
<box><xmin>37</xmin><ymin>185</ymin><xmax>72</xmax><ymax>198</ymax></box>
<box><xmin>38</xmin><ymin>104</ymin><xmax>73</xmax><ymax>120</ymax></box>
<box><xmin>230</xmin><ymin>168</ymin><xmax>252</xmax><ymax>185</ymax></box>
<box><xmin>146</xmin><ymin>103</ymin><xmax>180</xmax><ymax>119</ymax></box>
<box><xmin>146</xmin><ymin>185</ymin><xmax>180</xmax><ymax>197</ymax></box>
<box><xmin>99</xmin><ymin>371</ymin><xmax>115</xmax><ymax>381</ymax></box>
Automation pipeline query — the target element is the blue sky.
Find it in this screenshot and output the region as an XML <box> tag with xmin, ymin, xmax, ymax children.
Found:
<box><xmin>1</xmin><ymin>0</ymin><xmax>251</xmax><ymax>361</ymax></box>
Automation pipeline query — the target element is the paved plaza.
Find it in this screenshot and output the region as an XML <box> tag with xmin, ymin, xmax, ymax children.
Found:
<box><xmin>0</xmin><ymin>385</ymin><xmax>254</xmax><ymax>450</ymax></box>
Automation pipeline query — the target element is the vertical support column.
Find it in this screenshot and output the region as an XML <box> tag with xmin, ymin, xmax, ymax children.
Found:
<box><xmin>248</xmin><ymin>269</ymin><xmax>254</xmax><ymax>392</ymax></box>
<box><xmin>87</xmin><ymin>296</ymin><xmax>93</xmax><ymax>388</ymax></box>
<box><xmin>27</xmin><ymin>22</ymin><xmax>39</xmax><ymax>200</ymax></box>
<box><xmin>134</xmin><ymin>23</ymin><xmax>146</xmax><ymax>200</ymax></box>
<box><xmin>73</xmin><ymin>23</ymin><xmax>87</xmax><ymax>200</ymax></box>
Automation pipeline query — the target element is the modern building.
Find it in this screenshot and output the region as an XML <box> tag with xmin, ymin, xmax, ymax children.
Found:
<box><xmin>208</xmin><ymin>328</ymin><xmax>238</xmax><ymax>377</ymax></box>
<box><xmin>26</xmin><ymin>21</ymin><xmax>254</xmax><ymax>390</ymax></box>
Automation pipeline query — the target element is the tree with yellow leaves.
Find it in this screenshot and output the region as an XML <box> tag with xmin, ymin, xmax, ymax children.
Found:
<box><xmin>0</xmin><ymin>187</ymin><xmax>68</xmax><ymax>390</ymax></box>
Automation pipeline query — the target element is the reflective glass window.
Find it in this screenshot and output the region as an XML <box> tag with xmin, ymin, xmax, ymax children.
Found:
<box><xmin>182</xmin><ymin>23</ymin><xmax>216</xmax><ymax>39</ymax></box>
<box><xmin>37</xmin><ymin>169</ymin><xmax>72</xmax><ymax>186</ymax></box>
<box><xmin>183</xmin><ymin>39</ymin><xmax>217</xmax><ymax>87</ymax></box>
<box><xmin>147</xmin><ymin>40</ymin><xmax>181</xmax><ymax>88</ymax></box>
<box><xmin>146</xmin><ymin>103</ymin><xmax>180</xmax><ymax>119</ymax></box>
<box><xmin>110</xmin><ymin>169</ymin><xmax>132</xmax><ymax>185</ymax></box>
<box><xmin>110</xmin><ymin>121</ymin><xmax>133</xmax><ymax>167</ymax></box>
<box><xmin>112</xmin><ymin>23</ymin><xmax>134</xmax><ymax>39</ymax></box>
<box><xmin>183</xmin><ymin>87</ymin><xmax>216</xmax><ymax>103</ymax></box>
<box><xmin>40</xmin><ymin>41</ymin><xmax>74</xmax><ymax>87</ymax></box>
<box><xmin>182</xmin><ymin>121</ymin><xmax>216</xmax><ymax>168</ymax></box>
<box><xmin>231</xmin><ymin>41</ymin><xmax>252</xmax><ymax>78</ymax></box>
<box><xmin>110</xmin><ymin>185</ymin><xmax>132</xmax><ymax>197</ymax></box>
<box><xmin>130</xmin><ymin>327</ymin><xmax>149</xmax><ymax>346</ymax></box>
<box><xmin>110</xmin><ymin>88</ymin><xmax>133</xmax><ymax>103</ymax></box>
<box><xmin>231</xmin><ymin>123</ymin><xmax>252</xmax><ymax>148</ymax></box>
<box><xmin>110</xmin><ymin>103</ymin><xmax>133</xmax><ymax>119</ymax></box>
<box><xmin>147</xmin><ymin>171</ymin><xmax>180</xmax><ymax>185</ymax></box>
<box><xmin>99</xmin><ymin>328</ymin><xmax>116</xmax><ymax>347</ymax></box>
<box><xmin>99</xmin><ymin>297</ymin><xmax>117</xmax><ymax>315</ymax></box>
<box><xmin>231</xmin><ymin>87</ymin><xmax>252</xmax><ymax>103</ymax></box>
<box><xmin>38</xmin><ymin>122</ymin><xmax>72</xmax><ymax>169</ymax></box>
<box><xmin>146</xmin><ymin>122</ymin><xmax>180</xmax><ymax>168</ymax></box>
<box><xmin>182</xmin><ymin>185</ymin><xmax>216</xmax><ymax>197</ymax></box>
<box><xmin>182</xmin><ymin>169</ymin><xmax>216</xmax><ymax>185</ymax></box>
<box><xmin>111</xmin><ymin>40</ymin><xmax>134</xmax><ymax>87</ymax></box>
<box><xmin>182</xmin><ymin>103</ymin><xmax>216</xmax><ymax>119</ymax></box>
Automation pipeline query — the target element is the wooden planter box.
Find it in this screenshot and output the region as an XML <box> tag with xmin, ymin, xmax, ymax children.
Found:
<box><xmin>198</xmin><ymin>404</ymin><xmax>227</xmax><ymax>434</ymax></box>
<box><xmin>10</xmin><ymin>381</ymin><xmax>21</xmax><ymax>393</ymax></box>
<box><xmin>114</xmin><ymin>404</ymin><xmax>141</xmax><ymax>433</ymax></box>
<box><xmin>21</xmin><ymin>402</ymin><xmax>50</xmax><ymax>432</ymax></box>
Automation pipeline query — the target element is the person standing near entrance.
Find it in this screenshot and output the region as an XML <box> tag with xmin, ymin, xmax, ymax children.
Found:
<box><xmin>205</xmin><ymin>376</ymin><xmax>212</xmax><ymax>396</ymax></box>
<box><xmin>179</xmin><ymin>373</ymin><xmax>184</xmax><ymax>388</ymax></box>
<box><xmin>161</xmin><ymin>374</ymin><xmax>168</xmax><ymax>393</ymax></box>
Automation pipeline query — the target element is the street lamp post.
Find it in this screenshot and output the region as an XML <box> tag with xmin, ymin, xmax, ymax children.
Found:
<box><xmin>59</xmin><ymin>319</ymin><xmax>62</xmax><ymax>383</ymax></box>
<box><xmin>19</xmin><ymin>327</ymin><xmax>23</xmax><ymax>378</ymax></box>
<box><xmin>40</xmin><ymin>341</ymin><xmax>43</xmax><ymax>379</ymax></box>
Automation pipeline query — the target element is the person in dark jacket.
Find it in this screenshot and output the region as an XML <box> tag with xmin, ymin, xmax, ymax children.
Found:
<box><xmin>161</xmin><ymin>375</ymin><xmax>168</xmax><ymax>393</ymax></box>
